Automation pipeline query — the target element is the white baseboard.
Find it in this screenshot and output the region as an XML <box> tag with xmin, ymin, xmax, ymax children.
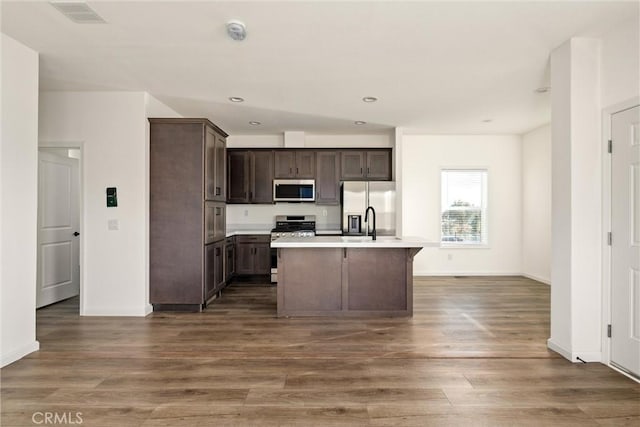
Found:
<box><xmin>414</xmin><ymin>271</ymin><xmax>523</xmax><ymax>277</ymax></box>
<box><xmin>1</xmin><ymin>340</ymin><xmax>40</xmax><ymax>368</ymax></box>
<box><xmin>547</xmin><ymin>338</ymin><xmax>601</xmax><ymax>363</ymax></box>
<box><xmin>81</xmin><ymin>306</ymin><xmax>152</xmax><ymax>317</ymax></box>
<box><xmin>522</xmin><ymin>273</ymin><xmax>551</xmax><ymax>285</ymax></box>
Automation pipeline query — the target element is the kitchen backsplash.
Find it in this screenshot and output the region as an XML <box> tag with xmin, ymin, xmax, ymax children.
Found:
<box><xmin>227</xmin><ymin>204</ymin><xmax>341</xmax><ymax>231</ymax></box>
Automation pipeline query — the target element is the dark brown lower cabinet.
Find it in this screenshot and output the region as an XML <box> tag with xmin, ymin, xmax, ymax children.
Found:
<box><xmin>225</xmin><ymin>237</ymin><xmax>235</xmax><ymax>282</ymax></box>
<box><xmin>204</xmin><ymin>240</ymin><xmax>225</xmax><ymax>302</ymax></box>
<box><xmin>277</xmin><ymin>247</ymin><xmax>418</xmax><ymax>317</ymax></box>
<box><xmin>235</xmin><ymin>235</ymin><xmax>271</xmax><ymax>275</ymax></box>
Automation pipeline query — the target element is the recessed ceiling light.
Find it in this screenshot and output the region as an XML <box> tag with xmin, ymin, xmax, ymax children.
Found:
<box><xmin>249</xmin><ymin>121</ymin><xmax>261</xmax><ymax>126</ymax></box>
<box><xmin>535</xmin><ymin>86</ymin><xmax>551</xmax><ymax>93</ymax></box>
<box><xmin>362</xmin><ymin>97</ymin><xmax>378</xmax><ymax>103</ymax></box>
<box><xmin>482</xmin><ymin>119</ymin><xmax>493</xmax><ymax>123</ymax></box>
<box><xmin>226</xmin><ymin>20</ymin><xmax>247</xmax><ymax>41</ymax></box>
<box><xmin>354</xmin><ymin>121</ymin><xmax>366</xmax><ymax>125</ymax></box>
<box><xmin>229</xmin><ymin>97</ymin><xmax>244</xmax><ymax>102</ymax></box>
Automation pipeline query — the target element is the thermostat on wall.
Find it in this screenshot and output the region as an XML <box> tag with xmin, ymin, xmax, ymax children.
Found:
<box><xmin>106</xmin><ymin>187</ymin><xmax>117</xmax><ymax>207</ymax></box>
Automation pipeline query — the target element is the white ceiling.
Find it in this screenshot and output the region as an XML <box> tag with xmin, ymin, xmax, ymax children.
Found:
<box><xmin>2</xmin><ymin>1</ymin><xmax>637</xmax><ymax>135</ymax></box>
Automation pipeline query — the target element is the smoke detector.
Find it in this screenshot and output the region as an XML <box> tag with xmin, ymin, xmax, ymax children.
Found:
<box><xmin>226</xmin><ymin>20</ymin><xmax>247</xmax><ymax>41</ymax></box>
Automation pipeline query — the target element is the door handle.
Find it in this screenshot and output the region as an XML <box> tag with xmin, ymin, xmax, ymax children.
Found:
<box><xmin>73</xmin><ymin>232</ymin><xmax>80</xmax><ymax>236</ymax></box>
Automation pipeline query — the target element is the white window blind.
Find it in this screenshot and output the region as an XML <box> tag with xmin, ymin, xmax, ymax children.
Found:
<box><xmin>441</xmin><ymin>169</ymin><xmax>488</xmax><ymax>245</ymax></box>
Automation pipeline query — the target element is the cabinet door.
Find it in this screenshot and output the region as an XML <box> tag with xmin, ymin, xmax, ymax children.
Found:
<box><xmin>274</xmin><ymin>151</ymin><xmax>295</xmax><ymax>178</ymax></box>
<box><xmin>340</xmin><ymin>151</ymin><xmax>365</xmax><ymax>180</ymax></box>
<box><xmin>214</xmin><ymin>133</ymin><xmax>226</xmax><ymax>201</ymax></box>
<box><xmin>204</xmin><ymin>202</ymin><xmax>225</xmax><ymax>245</ymax></box>
<box><xmin>254</xmin><ymin>243</ymin><xmax>271</xmax><ymax>274</ymax></box>
<box><xmin>214</xmin><ymin>240</ymin><xmax>225</xmax><ymax>292</ymax></box>
<box><xmin>366</xmin><ymin>151</ymin><xmax>391</xmax><ymax>180</ymax></box>
<box><xmin>225</xmin><ymin>241</ymin><xmax>235</xmax><ymax>281</ymax></box>
<box><xmin>204</xmin><ymin>127</ymin><xmax>216</xmax><ymax>200</ymax></box>
<box><xmin>227</xmin><ymin>151</ymin><xmax>249</xmax><ymax>203</ymax></box>
<box><xmin>316</xmin><ymin>151</ymin><xmax>340</xmax><ymax>205</ymax></box>
<box><xmin>251</xmin><ymin>151</ymin><xmax>274</xmax><ymax>203</ymax></box>
<box><xmin>204</xmin><ymin>243</ymin><xmax>217</xmax><ymax>301</ymax></box>
<box><xmin>235</xmin><ymin>243</ymin><xmax>254</xmax><ymax>275</ymax></box>
<box><xmin>213</xmin><ymin>202</ymin><xmax>225</xmax><ymax>242</ymax></box>
<box><xmin>295</xmin><ymin>151</ymin><xmax>315</xmax><ymax>178</ymax></box>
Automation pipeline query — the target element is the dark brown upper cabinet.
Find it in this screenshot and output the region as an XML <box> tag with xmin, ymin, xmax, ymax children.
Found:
<box><xmin>227</xmin><ymin>150</ymin><xmax>274</xmax><ymax>204</ymax></box>
<box><xmin>340</xmin><ymin>150</ymin><xmax>391</xmax><ymax>181</ymax></box>
<box><xmin>204</xmin><ymin>127</ymin><xmax>226</xmax><ymax>201</ymax></box>
<box><xmin>315</xmin><ymin>151</ymin><xmax>341</xmax><ymax>205</ymax></box>
<box><xmin>274</xmin><ymin>150</ymin><xmax>315</xmax><ymax>178</ymax></box>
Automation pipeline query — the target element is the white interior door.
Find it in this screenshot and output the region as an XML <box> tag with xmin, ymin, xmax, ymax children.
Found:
<box><xmin>37</xmin><ymin>150</ymin><xmax>80</xmax><ymax>308</ymax></box>
<box><xmin>611</xmin><ymin>105</ymin><xmax>640</xmax><ymax>377</ymax></box>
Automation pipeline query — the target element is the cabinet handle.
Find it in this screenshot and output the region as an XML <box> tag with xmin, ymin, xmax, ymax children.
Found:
<box><xmin>290</xmin><ymin>167</ymin><xmax>293</xmax><ymax>174</ymax></box>
<box><xmin>367</xmin><ymin>167</ymin><xmax>370</xmax><ymax>174</ymax></box>
<box><xmin>216</xmin><ymin>187</ymin><xmax>221</xmax><ymax>196</ymax></box>
<box><xmin>216</xmin><ymin>247</ymin><xmax>220</xmax><ymax>256</ymax></box>
<box><xmin>360</xmin><ymin>167</ymin><xmax>363</xmax><ymax>174</ymax></box>
<box><xmin>249</xmin><ymin>191</ymin><xmax>253</xmax><ymax>200</ymax></box>
<box><xmin>296</xmin><ymin>167</ymin><xmax>299</xmax><ymax>174</ymax></box>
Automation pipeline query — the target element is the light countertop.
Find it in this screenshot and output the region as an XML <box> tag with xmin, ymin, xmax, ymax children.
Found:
<box><xmin>271</xmin><ymin>236</ymin><xmax>438</xmax><ymax>249</ymax></box>
<box><xmin>226</xmin><ymin>230</ymin><xmax>271</xmax><ymax>237</ymax></box>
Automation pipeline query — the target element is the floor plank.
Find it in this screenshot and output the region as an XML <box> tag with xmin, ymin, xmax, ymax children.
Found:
<box><xmin>2</xmin><ymin>276</ymin><xmax>638</xmax><ymax>426</ymax></box>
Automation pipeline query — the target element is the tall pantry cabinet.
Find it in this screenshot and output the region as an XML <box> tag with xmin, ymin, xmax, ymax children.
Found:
<box><xmin>149</xmin><ymin>118</ymin><xmax>228</xmax><ymax>311</ymax></box>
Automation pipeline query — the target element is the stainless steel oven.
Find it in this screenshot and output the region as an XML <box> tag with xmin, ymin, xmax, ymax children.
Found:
<box><xmin>270</xmin><ymin>215</ymin><xmax>316</xmax><ymax>283</ymax></box>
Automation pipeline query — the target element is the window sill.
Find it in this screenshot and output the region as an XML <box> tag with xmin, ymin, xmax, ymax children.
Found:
<box><xmin>439</xmin><ymin>243</ymin><xmax>490</xmax><ymax>249</ymax></box>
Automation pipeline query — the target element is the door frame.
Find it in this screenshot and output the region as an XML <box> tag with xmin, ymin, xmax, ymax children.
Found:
<box><xmin>38</xmin><ymin>141</ymin><xmax>85</xmax><ymax>315</ymax></box>
<box><xmin>600</xmin><ymin>96</ymin><xmax>640</xmax><ymax>381</ymax></box>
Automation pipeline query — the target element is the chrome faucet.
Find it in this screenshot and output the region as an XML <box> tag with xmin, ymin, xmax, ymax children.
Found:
<box><xmin>364</xmin><ymin>206</ymin><xmax>376</xmax><ymax>240</ymax></box>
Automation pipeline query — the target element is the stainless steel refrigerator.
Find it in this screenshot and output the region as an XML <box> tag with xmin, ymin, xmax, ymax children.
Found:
<box><xmin>341</xmin><ymin>181</ymin><xmax>396</xmax><ymax>236</ymax></box>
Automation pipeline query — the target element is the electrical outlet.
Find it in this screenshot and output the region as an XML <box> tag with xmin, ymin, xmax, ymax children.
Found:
<box><xmin>447</xmin><ymin>253</ymin><xmax>453</xmax><ymax>261</ymax></box>
<box><xmin>244</xmin><ymin>209</ymin><xmax>248</xmax><ymax>217</ymax></box>
<box><xmin>108</xmin><ymin>219</ymin><xmax>119</xmax><ymax>231</ymax></box>
<box><xmin>322</xmin><ymin>209</ymin><xmax>327</xmax><ymax>217</ymax></box>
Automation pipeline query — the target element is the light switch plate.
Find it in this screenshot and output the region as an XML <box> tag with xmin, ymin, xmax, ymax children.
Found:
<box><xmin>108</xmin><ymin>219</ymin><xmax>119</xmax><ymax>231</ymax></box>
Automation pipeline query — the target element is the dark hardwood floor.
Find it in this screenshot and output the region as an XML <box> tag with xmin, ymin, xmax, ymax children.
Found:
<box><xmin>1</xmin><ymin>277</ymin><xmax>638</xmax><ymax>426</ymax></box>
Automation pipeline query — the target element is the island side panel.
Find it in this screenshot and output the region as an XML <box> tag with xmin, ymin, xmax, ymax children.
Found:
<box><xmin>278</xmin><ymin>248</ymin><xmax>343</xmax><ymax>317</ymax></box>
<box><xmin>347</xmin><ymin>248</ymin><xmax>407</xmax><ymax>311</ymax></box>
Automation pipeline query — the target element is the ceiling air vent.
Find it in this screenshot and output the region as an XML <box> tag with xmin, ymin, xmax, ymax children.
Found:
<box><xmin>50</xmin><ymin>2</ymin><xmax>106</xmax><ymax>24</ymax></box>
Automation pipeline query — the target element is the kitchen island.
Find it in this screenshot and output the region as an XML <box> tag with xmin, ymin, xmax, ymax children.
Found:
<box><xmin>271</xmin><ymin>236</ymin><xmax>436</xmax><ymax>317</ymax></box>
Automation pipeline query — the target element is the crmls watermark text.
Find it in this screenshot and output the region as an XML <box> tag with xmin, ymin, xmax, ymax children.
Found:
<box><xmin>31</xmin><ymin>412</ymin><xmax>83</xmax><ymax>425</ymax></box>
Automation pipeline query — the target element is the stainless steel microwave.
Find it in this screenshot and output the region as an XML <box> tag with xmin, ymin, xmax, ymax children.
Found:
<box><xmin>273</xmin><ymin>179</ymin><xmax>315</xmax><ymax>202</ymax></box>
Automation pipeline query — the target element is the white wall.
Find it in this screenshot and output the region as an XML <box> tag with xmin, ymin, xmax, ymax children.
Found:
<box><xmin>39</xmin><ymin>92</ymin><xmax>180</xmax><ymax>316</ymax></box>
<box><xmin>522</xmin><ymin>124</ymin><xmax>551</xmax><ymax>284</ymax></box>
<box><xmin>601</xmin><ymin>17</ymin><xmax>640</xmax><ymax>109</ymax></box>
<box><xmin>401</xmin><ymin>135</ymin><xmax>522</xmax><ymax>275</ymax></box>
<box><xmin>227</xmin><ymin>204</ymin><xmax>341</xmax><ymax>232</ymax></box>
<box><xmin>228</xmin><ymin>133</ymin><xmax>392</xmax><ymax>148</ymax></box>
<box><xmin>549</xmin><ymin>38</ymin><xmax>602</xmax><ymax>363</ymax></box>
<box><xmin>1</xmin><ymin>34</ymin><xmax>40</xmax><ymax>366</ymax></box>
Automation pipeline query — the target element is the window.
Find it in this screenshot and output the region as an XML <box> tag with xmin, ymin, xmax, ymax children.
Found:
<box><xmin>441</xmin><ymin>169</ymin><xmax>488</xmax><ymax>245</ymax></box>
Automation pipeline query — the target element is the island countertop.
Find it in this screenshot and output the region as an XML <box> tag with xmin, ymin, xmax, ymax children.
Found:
<box><xmin>271</xmin><ymin>235</ymin><xmax>437</xmax><ymax>249</ymax></box>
